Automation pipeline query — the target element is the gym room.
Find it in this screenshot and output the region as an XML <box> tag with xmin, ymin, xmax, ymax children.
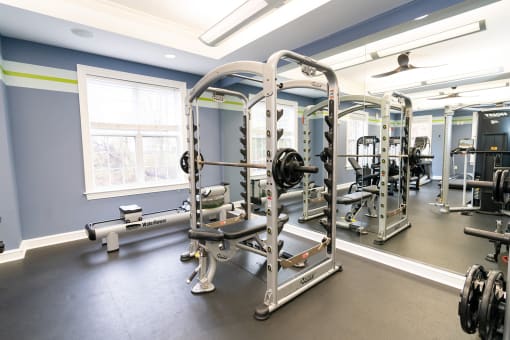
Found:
<box><xmin>0</xmin><ymin>0</ymin><xmax>509</xmax><ymax>339</ymax></box>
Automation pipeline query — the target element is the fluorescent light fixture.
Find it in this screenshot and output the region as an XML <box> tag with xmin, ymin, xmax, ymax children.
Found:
<box><xmin>426</xmin><ymin>66</ymin><xmax>504</xmax><ymax>84</ymax></box>
<box><xmin>199</xmin><ymin>0</ymin><xmax>286</xmax><ymax>46</ymax></box>
<box><xmin>414</xmin><ymin>14</ymin><xmax>429</xmax><ymax>21</ymax></box>
<box><xmin>370</xmin><ymin>67</ymin><xmax>504</xmax><ymax>94</ymax></box>
<box><xmin>321</xmin><ymin>46</ymin><xmax>372</xmax><ymax>71</ymax></box>
<box><xmin>373</xmin><ymin>20</ymin><xmax>485</xmax><ymax>58</ymax></box>
<box><xmin>164</xmin><ymin>54</ymin><xmax>176</xmax><ymax>59</ymax></box>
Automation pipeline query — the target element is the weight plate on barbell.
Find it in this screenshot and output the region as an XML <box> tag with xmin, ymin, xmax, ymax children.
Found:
<box><xmin>478</xmin><ymin>270</ymin><xmax>505</xmax><ymax>340</ymax></box>
<box><xmin>273</xmin><ymin>148</ymin><xmax>305</xmax><ymax>189</ymax></box>
<box><xmin>459</xmin><ymin>264</ymin><xmax>487</xmax><ymax>334</ymax></box>
<box><xmin>498</xmin><ymin>169</ymin><xmax>509</xmax><ymax>204</ymax></box>
<box><xmin>179</xmin><ymin>151</ymin><xmax>204</xmax><ymax>174</ymax></box>
<box><xmin>493</xmin><ymin>170</ymin><xmax>502</xmax><ymax>203</ymax></box>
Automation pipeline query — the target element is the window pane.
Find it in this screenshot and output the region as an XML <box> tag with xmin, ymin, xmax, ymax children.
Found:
<box><xmin>81</xmin><ymin>68</ymin><xmax>187</xmax><ymax>194</ymax></box>
<box><xmin>143</xmin><ymin>136</ymin><xmax>180</xmax><ymax>183</ymax></box>
<box><xmin>91</xmin><ymin>136</ymin><xmax>137</xmax><ymax>188</ymax></box>
<box><xmin>250</xmin><ymin>100</ymin><xmax>298</xmax><ymax>177</ymax></box>
<box><xmin>87</xmin><ymin>77</ymin><xmax>137</xmax><ymax>125</ymax></box>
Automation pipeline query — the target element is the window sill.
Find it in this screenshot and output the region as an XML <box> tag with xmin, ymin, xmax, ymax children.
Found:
<box><xmin>84</xmin><ymin>183</ymin><xmax>188</xmax><ymax>200</ymax></box>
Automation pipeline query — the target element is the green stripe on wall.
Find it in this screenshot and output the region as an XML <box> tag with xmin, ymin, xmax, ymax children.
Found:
<box><xmin>1</xmin><ymin>66</ymin><xmax>77</xmax><ymax>84</ymax></box>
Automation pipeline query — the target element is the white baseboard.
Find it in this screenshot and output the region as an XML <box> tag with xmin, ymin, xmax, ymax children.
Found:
<box><xmin>0</xmin><ymin>229</ymin><xmax>87</xmax><ymax>264</ymax></box>
<box><xmin>432</xmin><ymin>176</ymin><xmax>442</xmax><ymax>180</ymax></box>
<box><xmin>0</xmin><ymin>248</ymin><xmax>26</xmax><ymax>264</ymax></box>
<box><xmin>283</xmin><ymin>224</ymin><xmax>465</xmax><ymax>290</ymax></box>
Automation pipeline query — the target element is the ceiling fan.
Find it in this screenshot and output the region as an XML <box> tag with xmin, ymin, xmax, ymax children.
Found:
<box><xmin>372</xmin><ymin>52</ymin><xmax>441</xmax><ymax>78</ymax></box>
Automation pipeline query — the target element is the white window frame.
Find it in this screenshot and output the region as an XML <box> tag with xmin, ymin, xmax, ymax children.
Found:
<box><xmin>77</xmin><ymin>65</ymin><xmax>187</xmax><ymax>200</ymax></box>
<box><xmin>249</xmin><ymin>97</ymin><xmax>299</xmax><ymax>178</ymax></box>
<box><xmin>342</xmin><ymin>112</ymin><xmax>369</xmax><ymax>169</ymax></box>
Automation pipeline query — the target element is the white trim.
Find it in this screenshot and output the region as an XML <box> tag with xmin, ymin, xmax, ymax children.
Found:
<box><xmin>84</xmin><ymin>183</ymin><xmax>188</xmax><ymax>200</ymax></box>
<box><xmin>0</xmin><ymin>229</ymin><xmax>88</xmax><ymax>264</ymax></box>
<box><xmin>0</xmin><ymin>248</ymin><xmax>25</xmax><ymax>264</ymax></box>
<box><xmin>76</xmin><ymin>64</ymin><xmax>187</xmax><ymax>199</ymax></box>
<box><xmin>283</xmin><ymin>224</ymin><xmax>466</xmax><ymax>290</ymax></box>
<box><xmin>432</xmin><ymin>175</ymin><xmax>442</xmax><ymax>180</ymax></box>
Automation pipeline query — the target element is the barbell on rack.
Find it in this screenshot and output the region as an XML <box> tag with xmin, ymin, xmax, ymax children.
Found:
<box><xmin>318</xmin><ymin>147</ymin><xmax>434</xmax><ymax>167</ymax></box>
<box><xmin>450</xmin><ymin>168</ymin><xmax>510</xmax><ymax>203</ymax></box>
<box><xmin>180</xmin><ymin>148</ymin><xmax>318</xmax><ymax>189</ymax></box>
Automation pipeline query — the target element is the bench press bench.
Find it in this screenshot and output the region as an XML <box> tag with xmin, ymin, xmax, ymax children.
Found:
<box><xmin>187</xmin><ymin>213</ymin><xmax>290</xmax><ymax>294</ymax></box>
<box><xmin>335</xmin><ymin>185</ymin><xmax>378</xmax><ymax>234</ymax></box>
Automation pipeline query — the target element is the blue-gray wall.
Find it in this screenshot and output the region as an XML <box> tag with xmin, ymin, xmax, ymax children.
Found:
<box><xmin>2</xmin><ymin>38</ymin><xmax>222</xmax><ymax>242</ymax></box>
<box><xmin>0</xmin><ymin>37</ymin><xmax>23</xmax><ymax>250</ymax></box>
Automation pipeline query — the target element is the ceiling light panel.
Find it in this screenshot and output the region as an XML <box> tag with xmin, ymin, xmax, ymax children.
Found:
<box><xmin>371</xmin><ymin>20</ymin><xmax>484</xmax><ymax>58</ymax></box>
<box><xmin>200</xmin><ymin>0</ymin><xmax>272</xmax><ymax>46</ymax></box>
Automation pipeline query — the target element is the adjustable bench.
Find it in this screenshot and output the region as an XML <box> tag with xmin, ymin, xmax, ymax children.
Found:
<box><xmin>335</xmin><ymin>185</ymin><xmax>379</xmax><ymax>234</ymax></box>
<box><xmin>187</xmin><ymin>214</ymin><xmax>290</xmax><ymax>294</ymax></box>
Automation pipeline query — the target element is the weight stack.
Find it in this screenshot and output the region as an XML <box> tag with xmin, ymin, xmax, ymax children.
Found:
<box><xmin>322</xmin><ymin>111</ymin><xmax>335</xmax><ymax>253</ymax></box>
<box><xmin>191</xmin><ymin>120</ymin><xmax>201</xmax><ymax>224</ymax></box>
<box><xmin>239</xmin><ymin>116</ymin><xmax>249</xmax><ymax>218</ymax></box>
<box><xmin>401</xmin><ymin>113</ymin><xmax>410</xmax><ymax>209</ymax></box>
<box><xmin>275</xmin><ymin>109</ymin><xmax>285</xmax><ymax>214</ymax></box>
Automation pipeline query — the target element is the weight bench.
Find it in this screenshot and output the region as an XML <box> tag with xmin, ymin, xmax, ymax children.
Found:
<box><xmin>335</xmin><ymin>185</ymin><xmax>378</xmax><ymax>234</ymax></box>
<box><xmin>187</xmin><ymin>214</ymin><xmax>291</xmax><ymax>294</ymax></box>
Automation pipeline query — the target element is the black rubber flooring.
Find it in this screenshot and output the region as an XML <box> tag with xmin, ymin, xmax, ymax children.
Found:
<box><xmin>0</xmin><ymin>224</ymin><xmax>476</xmax><ymax>339</ymax></box>
<box><xmin>285</xmin><ymin>181</ymin><xmax>508</xmax><ymax>275</ymax></box>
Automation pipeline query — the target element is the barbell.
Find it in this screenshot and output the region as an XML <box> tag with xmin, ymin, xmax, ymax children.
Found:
<box><xmin>452</xmin><ymin>169</ymin><xmax>510</xmax><ymax>203</ymax></box>
<box><xmin>180</xmin><ymin>148</ymin><xmax>318</xmax><ymax>189</ymax></box>
<box><xmin>318</xmin><ymin>147</ymin><xmax>434</xmax><ymax>167</ymax></box>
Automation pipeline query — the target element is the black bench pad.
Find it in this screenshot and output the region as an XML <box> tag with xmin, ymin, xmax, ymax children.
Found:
<box><xmin>188</xmin><ymin>214</ymin><xmax>289</xmax><ymax>241</ymax></box>
<box><xmin>337</xmin><ymin>191</ymin><xmax>372</xmax><ymax>204</ymax></box>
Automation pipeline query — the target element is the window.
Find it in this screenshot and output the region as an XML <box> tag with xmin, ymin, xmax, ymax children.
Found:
<box><xmin>411</xmin><ymin>115</ymin><xmax>432</xmax><ymax>154</ymax></box>
<box><xmin>77</xmin><ymin>65</ymin><xmax>187</xmax><ymax>199</ymax></box>
<box><xmin>343</xmin><ymin>112</ymin><xmax>369</xmax><ymax>168</ymax></box>
<box><xmin>250</xmin><ymin>99</ymin><xmax>298</xmax><ymax>177</ymax></box>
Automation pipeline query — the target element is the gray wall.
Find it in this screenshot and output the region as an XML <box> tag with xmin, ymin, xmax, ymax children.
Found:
<box><xmin>0</xmin><ymin>38</ymin><xmax>23</xmax><ymax>249</ymax></box>
<box><xmin>2</xmin><ymin>38</ymin><xmax>221</xmax><ymax>242</ymax></box>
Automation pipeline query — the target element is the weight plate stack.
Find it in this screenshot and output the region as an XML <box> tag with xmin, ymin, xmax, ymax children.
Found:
<box><xmin>459</xmin><ymin>264</ymin><xmax>487</xmax><ymax>334</ymax></box>
<box><xmin>478</xmin><ymin>270</ymin><xmax>505</xmax><ymax>340</ymax></box>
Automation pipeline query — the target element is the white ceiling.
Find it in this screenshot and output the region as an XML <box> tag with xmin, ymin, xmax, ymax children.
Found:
<box><xmin>0</xmin><ymin>0</ymin><xmax>412</xmax><ymax>74</ymax></box>
<box><xmin>0</xmin><ymin>0</ymin><xmax>506</xmax><ymax>111</ymax></box>
<box><xmin>280</xmin><ymin>0</ymin><xmax>510</xmax><ymax>111</ymax></box>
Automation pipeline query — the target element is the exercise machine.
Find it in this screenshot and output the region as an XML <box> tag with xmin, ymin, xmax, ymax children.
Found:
<box><xmin>411</xmin><ymin>136</ymin><xmax>432</xmax><ymax>187</ymax></box>
<box><xmin>437</xmin><ymin>138</ymin><xmax>479</xmax><ymax>213</ymax></box>
<box><xmin>180</xmin><ymin>51</ymin><xmax>341</xmax><ymax>320</ymax></box>
<box><xmin>85</xmin><ymin>184</ymin><xmax>233</xmax><ymax>252</ymax></box>
<box><xmin>459</xmin><ymin>227</ymin><xmax>509</xmax><ymax>340</ymax></box>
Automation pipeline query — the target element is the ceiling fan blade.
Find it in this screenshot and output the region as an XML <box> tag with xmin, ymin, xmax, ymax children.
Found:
<box><xmin>372</xmin><ymin>66</ymin><xmax>403</xmax><ymax>78</ymax></box>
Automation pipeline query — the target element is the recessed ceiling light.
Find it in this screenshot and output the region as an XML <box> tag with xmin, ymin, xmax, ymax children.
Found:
<box><xmin>71</xmin><ymin>28</ymin><xmax>93</xmax><ymax>38</ymax></box>
<box><xmin>164</xmin><ymin>54</ymin><xmax>176</xmax><ymax>59</ymax></box>
<box><xmin>414</xmin><ymin>14</ymin><xmax>429</xmax><ymax>21</ymax></box>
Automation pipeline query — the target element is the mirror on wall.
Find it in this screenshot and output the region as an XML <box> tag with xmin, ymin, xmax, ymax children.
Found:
<box><xmin>274</xmin><ymin>0</ymin><xmax>510</xmax><ymax>275</ymax></box>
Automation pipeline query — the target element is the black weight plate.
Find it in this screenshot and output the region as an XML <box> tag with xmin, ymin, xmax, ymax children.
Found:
<box><xmin>459</xmin><ymin>264</ymin><xmax>486</xmax><ymax>334</ymax></box>
<box><xmin>493</xmin><ymin>170</ymin><xmax>502</xmax><ymax>203</ymax></box>
<box><xmin>180</xmin><ymin>151</ymin><xmax>190</xmax><ymax>174</ymax></box>
<box><xmin>478</xmin><ymin>270</ymin><xmax>505</xmax><ymax>340</ymax></box>
<box><xmin>281</xmin><ymin>151</ymin><xmax>304</xmax><ymax>188</ymax></box>
<box><xmin>498</xmin><ymin>170</ymin><xmax>509</xmax><ymax>203</ymax></box>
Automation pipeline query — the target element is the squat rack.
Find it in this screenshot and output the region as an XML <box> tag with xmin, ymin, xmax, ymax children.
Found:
<box><xmin>182</xmin><ymin>50</ymin><xmax>341</xmax><ymax>319</ymax></box>
<box><xmin>300</xmin><ymin>94</ymin><xmax>413</xmax><ymax>243</ymax></box>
